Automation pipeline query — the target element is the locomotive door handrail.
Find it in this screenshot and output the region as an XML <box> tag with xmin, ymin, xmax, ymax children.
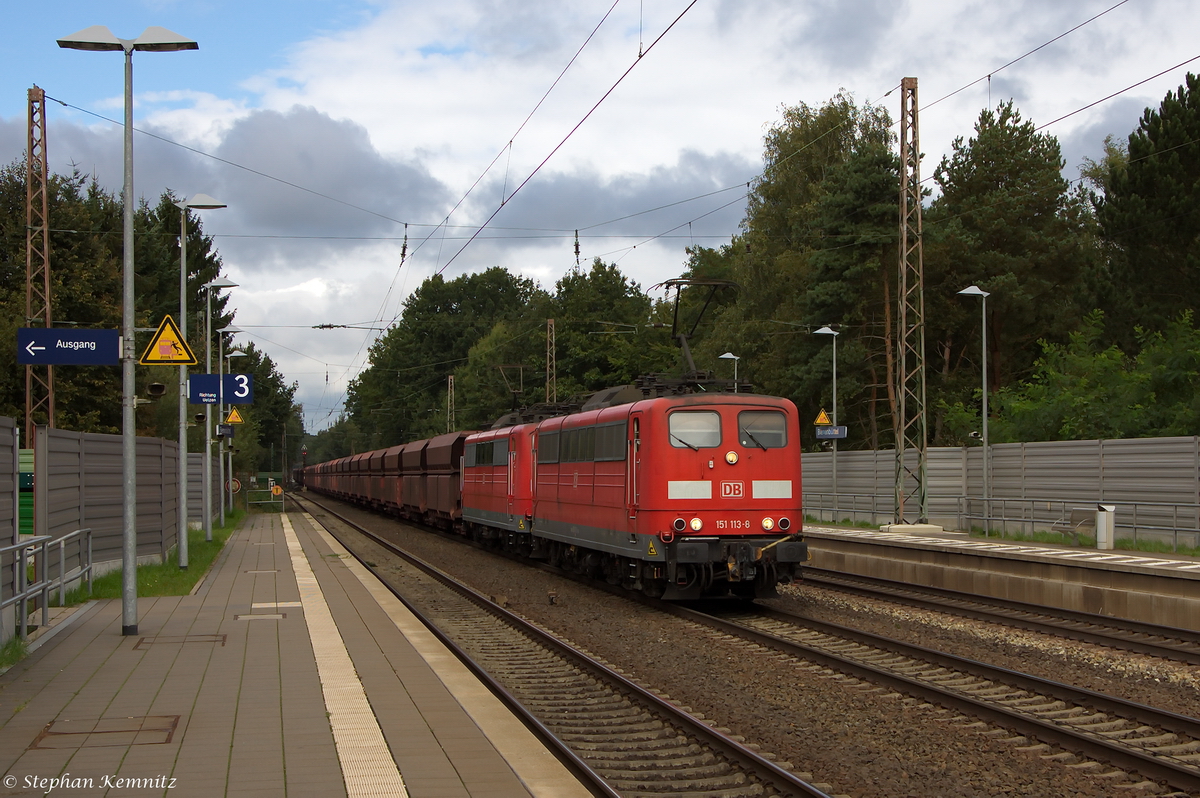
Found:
<box><xmin>507</xmin><ymin>445</ymin><xmax>516</xmax><ymax>522</ymax></box>
<box><xmin>627</xmin><ymin>415</ymin><xmax>641</xmax><ymax>519</ymax></box>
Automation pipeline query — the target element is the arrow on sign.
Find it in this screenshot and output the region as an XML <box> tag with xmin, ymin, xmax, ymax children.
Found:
<box><xmin>25</xmin><ymin>341</ymin><xmax>45</xmax><ymax>356</ymax></box>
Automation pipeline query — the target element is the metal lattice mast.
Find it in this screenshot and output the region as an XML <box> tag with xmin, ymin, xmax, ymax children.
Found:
<box><xmin>545</xmin><ymin>317</ymin><xmax>557</xmax><ymax>403</ymax></box>
<box><xmin>26</xmin><ymin>85</ymin><xmax>54</xmax><ymax>444</ymax></box>
<box><xmin>446</xmin><ymin>374</ymin><xmax>455</xmax><ymax>432</ymax></box>
<box><xmin>896</xmin><ymin>77</ymin><xmax>929</xmax><ymax>523</ymax></box>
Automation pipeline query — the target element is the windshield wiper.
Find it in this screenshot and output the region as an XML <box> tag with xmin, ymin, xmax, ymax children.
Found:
<box><xmin>741</xmin><ymin>427</ymin><xmax>768</xmax><ymax>451</ymax></box>
<box><xmin>670</xmin><ymin>433</ymin><xmax>699</xmax><ymax>451</ymax></box>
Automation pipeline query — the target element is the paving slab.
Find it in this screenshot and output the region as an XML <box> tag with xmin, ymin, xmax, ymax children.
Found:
<box><xmin>0</xmin><ymin>512</ymin><xmax>592</xmax><ymax>798</ymax></box>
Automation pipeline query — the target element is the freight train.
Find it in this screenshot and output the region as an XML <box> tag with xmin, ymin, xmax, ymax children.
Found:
<box><xmin>301</xmin><ymin>383</ymin><xmax>809</xmax><ymax>600</ymax></box>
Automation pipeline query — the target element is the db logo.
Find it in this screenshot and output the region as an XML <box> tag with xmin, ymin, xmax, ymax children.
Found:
<box><xmin>721</xmin><ymin>481</ymin><xmax>744</xmax><ymax>499</ymax></box>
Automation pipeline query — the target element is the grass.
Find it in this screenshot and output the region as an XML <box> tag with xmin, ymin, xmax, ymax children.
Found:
<box><xmin>60</xmin><ymin>508</ymin><xmax>243</xmax><ymax>604</ymax></box>
<box><xmin>808</xmin><ymin>515</ymin><xmax>1200</xmax><ymax>556</ymax></box>
<box><xmin>967</xmin><ymin>526</ymin><xmax>1200</xmax><ymax>557</ymax></box>
<box><xmin>0</xmin><ymin>635</ymin><xmax>28</xmax><ymax>671</ymax></box>
<box><xmin>805</xmin><ymin>514</ymin><xmax>881</xmax><ymax>530</ymax></box>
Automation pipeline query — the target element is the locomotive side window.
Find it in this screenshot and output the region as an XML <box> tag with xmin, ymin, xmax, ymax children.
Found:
<box><xmin>594</xmin><ymin>422</ymin><xmax>627</xmax><ymax>461</ymax></box>
<box><xmin>668</xmin><ymin>411</ymin><xmax>721</xmax><ymax>449</ymax></box>
<box><xmin>472</xmin><ymin>441</ymin><xmax>494</xmax><ymax>466</ymax></box>
<box><xmin>561</xmin><ymin>427</ymin><xmax>596</xmax><ymax>463</ymax></box>
<box><xmin>538</xmin><ymin>431</ymin><xmax>560</xmax><ymax>464</ymax></box>
<box><xmin>493</xmin><ymin>438</ymin><xmax>509</xmax><ymax>466</ymax></box>
<box><xmin>738</xmin><ymin>410</ymin><xmax>787</xmax><ymax>449</ymax></box>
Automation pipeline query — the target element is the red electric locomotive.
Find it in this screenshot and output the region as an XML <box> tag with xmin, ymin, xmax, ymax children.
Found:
<box><xmin>455</xmin><ymin>390</ymin><xmax>806</xmax><ymax>599</ymax></box>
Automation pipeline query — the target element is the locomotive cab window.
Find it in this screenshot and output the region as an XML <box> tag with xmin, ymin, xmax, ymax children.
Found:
<box><xmin>668</xmin><ymin>410</ymin><xmax>721</xmax><ymax>449</ymax></box>
<box><xmin>738</xmin><ymin>410</ymin><xmax>787</xmax><ymax>449</ymax></box>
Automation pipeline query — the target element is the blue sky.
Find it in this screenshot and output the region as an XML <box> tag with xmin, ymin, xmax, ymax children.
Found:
<box><xmin>2</xmin><ymin>1</ymin><xmax>372</xmax><ymax>119</ymax></box>
<box><xmin>3</xmin><ymin>0</ymin><xmax>1198</xmax><ymax>432</ymax></box>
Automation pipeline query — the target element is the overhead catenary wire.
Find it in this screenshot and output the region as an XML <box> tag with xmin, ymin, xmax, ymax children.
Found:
<box><xmin>38</xmin><ymin>3</ymin><xmax>1182</xmax><ymax>432</ymax></box>
<box><xmin>433</xmin><ymin>0</ymin><xmax>701</xmax><ymax>278</ymax></box>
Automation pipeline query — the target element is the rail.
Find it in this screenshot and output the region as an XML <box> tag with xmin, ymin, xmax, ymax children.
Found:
<box><xmin>1</xmin><ymin>528</ymin><xmax>93</xmax><ymax>639</ymax></box>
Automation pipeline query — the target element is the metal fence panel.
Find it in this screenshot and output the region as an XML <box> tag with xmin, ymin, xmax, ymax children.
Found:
<box><xmin>0</xmin><ymin>418</ymin><xmax>16</xmax><ymax>604</ymax></box>
<box><xmin>36</xmin><ymin>426</ymin><xmax>178</xmax><ymax>569</ymax></box>
<box><xmin>186</xmin><ymin>452</ymin><xmax>221</xmax><ymax>526</ymax></box>
<box><xmin>803</xmin><ymin>435</ymin><xmax>1200</xmax><ymax>539</ymax></box>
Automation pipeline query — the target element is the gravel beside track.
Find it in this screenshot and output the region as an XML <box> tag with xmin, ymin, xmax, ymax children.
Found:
<box><xmin>303</xmin><ymin>501</ymin><xmax>1200</xmax><ymax>797</ymax></box>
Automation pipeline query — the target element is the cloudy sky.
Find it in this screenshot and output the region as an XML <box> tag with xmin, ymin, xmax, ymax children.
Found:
<box><xmin>2</xmin><ymin>0</ymin><xmax>1196</xmax><ymax>432</ymax></box>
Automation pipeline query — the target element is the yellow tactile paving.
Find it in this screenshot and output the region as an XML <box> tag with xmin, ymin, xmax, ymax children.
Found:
<box><xmin>301</xmin><ymin>512</ymin><xmax>594</xmax><ymax>798</ymax></box>
<box><xmin>281</xmin><ymin>513</ymin><xmax>409</xmax><ymax>798</ymax></box>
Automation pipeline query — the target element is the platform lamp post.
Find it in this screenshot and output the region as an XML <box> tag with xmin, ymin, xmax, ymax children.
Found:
<box><xmin>814</xmin><ymin>326</ymin><xmax>840</xmax><ymax>504</ymax></box>
<box><xmin>203</xmin><ymin>279</ymin><xmax>237</xmax><ymax>540</ymax></box>
<box><xmin>958</xmin><ymin>285</ymin><xmax>991</xmax><ymax>530</ymax></box>
<box><xmin>719</xmin><ymin>352</ymin><xmax>739</xmax><ymax>392</ymax></box>
<box><xmin>57</xmin><ymin>25</ymin><xmax>198</xmax><ymax>637</ymax></box>
<box><xmin>217</xmin><ymin>328</ymin><xmax>242</xmax><ymax>526</ymax></box>
<box><xmin>224</xmin><ymin>350</ymin><xmax>248</xmax><ymax>516</ymax></box>
<box><xmin>176</xmin><ymin>195</ymin><xmax>225</xmax><ymax>570</ymax></box>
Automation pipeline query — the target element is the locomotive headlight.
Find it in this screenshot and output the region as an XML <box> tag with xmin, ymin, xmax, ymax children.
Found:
<box><xmin>689</xmin><ymin>517</ymin><xmax>703</xmax><ymax>531</ymax></box>
<box><xmin>725</xmin><ymin>451</ymin><xmax>738</xmax><ymax>465</ymax></box>
<box><xmin>761</xmin><ymin>517</ymin><xmax>775</xmax><ymax>531</ymax></box>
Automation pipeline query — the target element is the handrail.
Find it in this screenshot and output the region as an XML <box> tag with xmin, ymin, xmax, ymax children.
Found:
<box><xmin>957</xmin><ymin>497</ymin><xmax>1200</xmax><ymax>552</ymax></box>
<box><xmin>2</xmin><ymin>528</ymin><xmax>93</xmax><ymax>639</ymax></box>
<box><xmin>801</xmin><ymin>491</ymin><xmax>1200</xmax><ymax>552</ymax></box>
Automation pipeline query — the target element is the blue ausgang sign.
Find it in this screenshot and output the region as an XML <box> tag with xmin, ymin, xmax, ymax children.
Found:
<box><xmin>188</xmin><ymin>373</ymin><xmax>254</xmax><ymax>405</ymax></box>
<box><xmin>18</xmin><ymin>328</ymin><xmax>120</xmax><ymax>366</ymax></box>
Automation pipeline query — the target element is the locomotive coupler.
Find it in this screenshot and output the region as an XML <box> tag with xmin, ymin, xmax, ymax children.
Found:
<box><xmin>726</xmin><ymin>542</ymin><xmax>759</xmax><ymax>582</ymax></box>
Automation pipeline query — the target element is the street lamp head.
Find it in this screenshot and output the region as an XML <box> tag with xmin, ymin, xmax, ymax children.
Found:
<box><xmin>205</xmin><ymin>277</ymin><xmax>238</xmax><ymax>290</ymax></box>
<box><xmin>58</xmin><ymin>25</ymin><xmax>197</xmax><ymax>53</ymax></box>
<box><xmin>958</xmin><ymin>285</ymin><xmax>991</xmax><ymax>299</ymax></box>
<box><xmin>178</xmin><ymin>193</ymin><xmax>226</xmax><ymax>210</ymax></box>
<box><xmin>813</xmin><ymin>325</ymin><xmax>839</xmax><ymax>337</ymax></box>
<box><xmin>225</xmin><ymin>350</ymin><xmax>248</xmax><ymax>360</ymax></box>
<box><xmin>718</xmin><ymin>352</ymin><xmax>739</xmax><ymax>361</ymax></box>
<box><xmin>218</xmin><ymin>325</ymin><xmax>243</xmax><ymax>336</ymax></box>
<box><xmin>57</xmin><ymin>26</ymin><xmax>123</xmax><ymax>51</ymax></box>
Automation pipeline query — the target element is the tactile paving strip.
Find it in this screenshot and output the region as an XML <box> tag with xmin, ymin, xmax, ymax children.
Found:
<box><xmin>281</xmin><ymin>514</ymin><xmax>409</xmax><ymax>798</ymax></box>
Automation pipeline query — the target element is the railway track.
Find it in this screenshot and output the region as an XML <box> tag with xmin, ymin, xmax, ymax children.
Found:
<box><xmin>803</xmin><ymin>568</ymin><xmax>1200</xmax><ymax>665</ymax></box>
<box><xmin>658</xmin><ymin>600</ymin><xmax>1200</xmax><ymax>794</ymax></box>
<box><xmin>292</xmin><ymin>495</ymin><xmax>836</xmax><ymax>798</ymax></box>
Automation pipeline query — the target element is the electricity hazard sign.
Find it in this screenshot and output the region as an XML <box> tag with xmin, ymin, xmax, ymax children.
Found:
<box><xmin>814</xmin><ymin>409</ymin><xmax>832</xmax><ymax>426</ymax></box>
<box><xmin>139</xmin><ymin>316</ymin><xmax>197</xmax><ymax>365</ymax></box>
<box><xmin>225</xmin><ymin>407</ymin><xmax>245</xmax><ymax>424</ymax></box>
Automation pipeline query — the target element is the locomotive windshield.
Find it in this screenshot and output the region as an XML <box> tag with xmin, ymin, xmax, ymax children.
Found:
<box><xmin>668</xmin><ymin>410</ymin><xmax>721</xmax><ymax>449</ymax></box>
<box><xmin>738</xmin><ymin>410</ymin><xmax>787</xmax><ymax>449</ymax></box>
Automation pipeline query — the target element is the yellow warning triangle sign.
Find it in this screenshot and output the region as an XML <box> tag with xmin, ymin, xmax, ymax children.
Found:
<box><xmin>139</xmin><ymin>315</ymin><xmax>197</xmax><ymax>365</ymax></box>
<box><xmin>225</xmin><ymin>407</ymin><xmax>245</xmax><ymax>424</ymax></box>
<box><xmin>814</xmin><ymin>409</ymin><xmax>832</xmax><ymax>426</ymax></box>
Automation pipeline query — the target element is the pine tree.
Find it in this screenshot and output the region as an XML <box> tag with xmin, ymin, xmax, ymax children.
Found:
<box><xmin>1096</xmin><ymin>72</ymin><xmax>1200</xmax><ymax>342</ymax></box>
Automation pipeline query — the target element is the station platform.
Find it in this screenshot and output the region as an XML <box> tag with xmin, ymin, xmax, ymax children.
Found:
<box><xmin>0</xmin><ymin>512</ymin><xmax>593</xmax><ymax>798</ymax></box>
<box><xmin>804</xmin><ymin>524</ymin><xmax>1200</xmax><ymax>631</ymax></box>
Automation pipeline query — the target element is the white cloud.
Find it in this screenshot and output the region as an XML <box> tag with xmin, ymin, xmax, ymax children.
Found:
<box><xmin>8</xmin><ymin>0</ymin><xmax>1200</xmax><ymax>430</ymax></box>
